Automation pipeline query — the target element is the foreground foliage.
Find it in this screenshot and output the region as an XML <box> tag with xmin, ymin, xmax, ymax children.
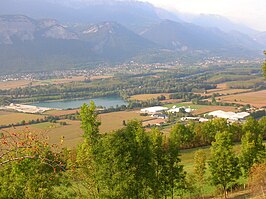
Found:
<box><xmin>0</xmin><ymin>130</ymin><xmax>65</xmax><ymax>198</ymax></box>
<box><xmin>0</xmin><ymin>102</ymin><xmax>265</xmax><ymax>198</ymax></box>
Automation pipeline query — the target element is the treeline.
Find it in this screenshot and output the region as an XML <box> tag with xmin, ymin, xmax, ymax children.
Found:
<box><xmin>0</xmin><ymin>73</ymin><xmax>216</xmax><ymax>103</ymax></box>
<box><xmin>170</xmin><ymin>117</ymin><xmax>266</xmax><ymax>149</ymax></box>
<box><xmin>0</xmin><ymin>96</ymin><xmax>11</xmax><ymax>106</ymax></box>
<box><xmin>169</xmin><ymin>92</ymin><xmax>208</xmax><ymax>101</ymax></box>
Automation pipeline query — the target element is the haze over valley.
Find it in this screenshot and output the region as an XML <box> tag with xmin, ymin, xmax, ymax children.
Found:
<box><xmin>0</xmin><ymin>0</ymin><xmax>266</xmax><ymax>74</ymax></box>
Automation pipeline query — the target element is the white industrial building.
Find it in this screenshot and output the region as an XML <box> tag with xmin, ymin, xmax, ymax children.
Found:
<box><xmin>167</xmin><ymin>106</ymin><xmax>194</xmax><ymax>113</ymax></box>
<box><xmin>140</xmin><ymin>106</ymin><xmax>168</xmax><ymax>114</ymax></box>
<box><xmin>208</xmin><ymin>110</ymin><xmax>250</xmax><ymax>121</ymax></box>
<box><xmin>167</xmin><ymin>107</ymin><xmax>181</xmax><ymax>113</ymax></box>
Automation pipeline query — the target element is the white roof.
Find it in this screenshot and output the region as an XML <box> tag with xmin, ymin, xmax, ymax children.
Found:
<box><xmin>235</xmin><ymin>112</ymin><xmax>250</xmax><ymax>118</ymax></box>
<box><xmin>185</xmin><ymin>108</ymin><xmax>193</xmax><ymax>113</ymax></box>
<box><xmin>199</xmin><ymin>118</ymin><xmax>209</xmax><ymax>122</ymax></box>
<box><xmin>167</xmin><ymin>108</ymin><xmax>180</xmax><ymax>113</ymax></box>
<box><xmin>209</xmin><ymin>110</ymin><xmax>250</xmax><ymax>120</ymax></box>
<box><xmin>141</xmin><ymin>106</ymin><xmax>168</xmax><ymax>113</ymax></box>
<box><xmin>168</xmin><ymin>106</ymin><xmax>194</xmax><ymax>113</ymax></box>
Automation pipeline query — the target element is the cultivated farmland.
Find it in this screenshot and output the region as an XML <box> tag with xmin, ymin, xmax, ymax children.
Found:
<box><xmin>0</xmin><ymin>111</ymin><xmax>45</xmax><ymax>126</ymax></box>
<box><xmin>129</xmin><ymin>93</ymin><xmax>172</xmax><ymax>101</ymax></box>
<box><xmin>217</xmin><ymin>90</ymin><xmax>266</xmax><ymax>108</ymax></box>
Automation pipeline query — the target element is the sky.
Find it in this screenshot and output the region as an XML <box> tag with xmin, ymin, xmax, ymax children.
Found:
<box><xmin>139</xmin><ymin>0</ymin><xmax>266</xmax><ymax>31</ymax></box>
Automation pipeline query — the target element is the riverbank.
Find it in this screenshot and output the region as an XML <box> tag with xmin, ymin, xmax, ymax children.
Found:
<box><xmin>1</xmin><ymin>103</ymin><xmax>53</xmax><ymax>114</ymax></box>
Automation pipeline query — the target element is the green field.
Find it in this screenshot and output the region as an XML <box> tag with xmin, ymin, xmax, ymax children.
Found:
<box><xmin>163</xmin><ymin>102</ymin><xmax>205</xmax><ymax>109</ymax></box>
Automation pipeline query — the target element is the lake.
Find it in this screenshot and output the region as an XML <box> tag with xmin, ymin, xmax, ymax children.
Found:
<box><xmin>31</xmin><ymin>96</ymin><xmax>128</xmax><ymax>109</ymax></box>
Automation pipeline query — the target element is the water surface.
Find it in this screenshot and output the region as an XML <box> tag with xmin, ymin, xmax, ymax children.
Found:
<box><xmin>31</xmin><ymin>96</ymin><xmax>127</xmax><ymax>109</ymax></box>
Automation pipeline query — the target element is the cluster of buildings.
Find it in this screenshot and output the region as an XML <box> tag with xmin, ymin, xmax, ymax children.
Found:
<box><xmin>140</xmin><ymin>106</ymin><xmax>252</xmax><ymax>127</ymax></box>
<box><xmin>140</xmin><ymin>106</ymin><xmax>193</xmax><ymax>115</ymax></box>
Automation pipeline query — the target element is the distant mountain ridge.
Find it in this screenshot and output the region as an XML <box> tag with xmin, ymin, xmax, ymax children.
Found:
<box><xmin>0</xmin><ymin>0</ymin><xmax>163</xmax><ymax>33</ymax></box>
<box><xmin>0</xmin><ymin>15</ymin><xmax>158</xmax><ymax>74</ymax></box>
<box><xmin>0</xmin><ymin>15</ymin><xmax>79</xmax><ymax>45</ymax></box>
<box><xmin>141</xmin><ymin>20</ymin><xmax>262</xmax><ymax>52</ymax></box>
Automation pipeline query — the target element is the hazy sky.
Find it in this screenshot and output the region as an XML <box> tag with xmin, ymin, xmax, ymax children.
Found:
<box><xmin>139</xmin><ymin>0</ymin><xmax>266</xmax><ymax>31</ymax></box>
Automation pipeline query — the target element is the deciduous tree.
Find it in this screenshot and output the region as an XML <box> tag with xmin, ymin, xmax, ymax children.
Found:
<box><xmin>0</xmin><ymin>130</ymin><xmax>65</xmax><ymax>198</ymax></box>
<box><xmin>209</xmin><ymin>131</ymin><xmax>240</xmax><ymax>198</ymax></box>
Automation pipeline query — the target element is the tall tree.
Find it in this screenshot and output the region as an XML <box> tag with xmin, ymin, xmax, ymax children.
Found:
<box><xmin>209</xmin><ymin>131</ymin><xmax>240</xmax><ymax>198</ymax></box>
<box><xmin>167</xmin><ymin>128</ymin><xmax>186</xmax><ymax>198</ymax></box>
<box><xmin>194</xmin><ymin>150</ymin><xmax>207</xmax><ymax>187</ymax></box>
<box><xmin>75</xmin><ymin>101</ymin><xmax>101</xmax><ymax>197</ymax></box>
<box><xmin>170</xmin><ymin>123</ymin><xmax>194</xmax><ymax>148</ymax></box>
<box><xmin>259</xmin><ymin>116</ymin><xmax>266</xmax><ymax>139</ymax></box>
<box><xmin>79</xmin><ymin>101</ymin><xmax>101</xmax><ymax>144</ymax></box>
<box><xmin>186</xmin><ymin>149</ymin><xmax>207</xmax><ymax>198</ymax></box>
<box><xmin>93</xmin><ymin>120</ymin><xmax>153</xmax><ymax>198</ymax></box>
<box><xmin>240</xmin><ymin>118</ymin><xmax>265</xmax><ymax>175</ymax></box>
<box><xmin>150</xmin><ymin>128</ymin><xmax>168</xmax><ymax>198</ymax></box>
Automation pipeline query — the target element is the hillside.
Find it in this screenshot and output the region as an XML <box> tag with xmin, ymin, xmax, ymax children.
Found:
<box><xmin>141</xmin><ymin>20</ymin><xmax>262</xmax><ymax>52</ymax></box>
<box><xmin>0</xmin><ymin>15</ymin><xmax>157</xmax><ymax>74</ymax></box>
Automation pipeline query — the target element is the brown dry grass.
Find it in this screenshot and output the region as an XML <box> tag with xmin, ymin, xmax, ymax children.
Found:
<box><xmin>0</xmin><ymin>111</ymin><xmax>12</xmax><ymax>116</ymax></box>
<box><xmin>208</xmin><ymin>89</ymin><xmax>251</xmax><ymax>95</ymax></box>
<box><xmin>217</xmin><ymin>83</ymin><xmax>228</xmax><ymax>89</ymax></box>
<box><xmin>45</xmin><ymin>109</ymin><xmax>80</xmax><ymax>117</ymax></box>
<box><xmin>0</xmin><ymin>80</ymin><xmax>31</xmax><ymax>89</ymax></box>
<box><xmin>98</xmin><ymin>111</ymin><xmax>150</xmax><ymax>133</ymax></box>
<box><xmin>0</xmin><ymin>76</ymin><xmax>86</xmax><ymax>90</ymax></box>
<box><xmin>0</xmin><ymin>112</ymin><xmax>45</xmax><ymax>126</ymax></box>
<box><xmin>90</xmin><ymin>75</ymin><xmax>113</xmax><ymax>80</ymax></box>
<box><xmin>161</xmin><ymin>99</ymin><xmax>183</xmax><ymax>103</ymax></box>
<box><xmin>1</xmin><ymin>111</ymin><xmax>151</xmax><ymax>147</ymax></box>
<box><xmin>142</xmin><ymin>118</ymin><xmax>165</xmax><ymax>126</ymax></box>
<box><xmin>0</xmin><ymin>120</ymin><xmax>83</xmax><ymax>148</ymax></box>
<box><xmin>218</xmin><ymin>90</ymin><xmax>266</xmax><ymax>108</ymax></box>
<box><xmin>32</xmin><ymin>76</ymin><xmax>86</xmax><ymax>86</ymax></box>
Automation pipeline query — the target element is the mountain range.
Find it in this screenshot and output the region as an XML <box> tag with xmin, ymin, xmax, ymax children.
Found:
<box><xmin>0</xmin><ymin>0</ymin><xmax>265</xmax><ymax>74</ymax></box>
